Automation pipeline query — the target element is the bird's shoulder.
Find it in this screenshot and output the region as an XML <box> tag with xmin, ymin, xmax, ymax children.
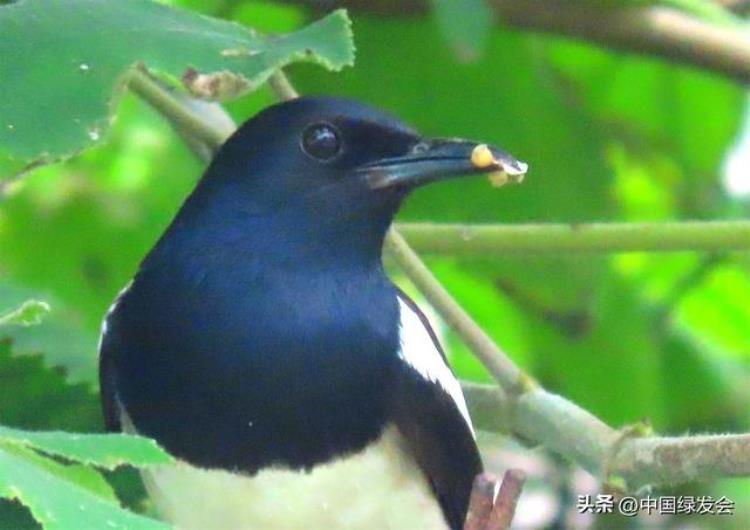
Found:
<box><xmin>394</xmin><ymin>289</ymin><xmax>472</xmax><ymax>426</ymax></box>
<box><xmin>389</xmin><ymin>288</ymin><xmax>482</xmax><ymax>530</ymax></box>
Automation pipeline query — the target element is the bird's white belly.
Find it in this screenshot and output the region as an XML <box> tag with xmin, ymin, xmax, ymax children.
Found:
<box><xmin>139</xmin><ymin>425</ymin><xmax>449</xmax><ymax>530</ymax></box>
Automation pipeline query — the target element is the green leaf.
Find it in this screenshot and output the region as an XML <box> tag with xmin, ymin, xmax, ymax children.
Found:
<box><xmin>0</xmin><ymin>499</ymin><xmax>40</xmax><ymax>530</ymax></box>
<box><xmin>0</xmin><ymin>443</ymin><xmax>116</xmax><ymax>502</ymax></box>
<box><xmin>0</xmin><ymin>1</ymin><xmax>354</xmax><ymax>176</ymax></box>
<box><xmin>543</xmin><ymin>40</ymin><xmax>744</xmax><ymax>179</ymax></box>
<box><xmin>0</xmin><ymin>426</ymin><xmax>173</xmax><ymax>470</ymax></box>
<box><xmin>0</xmin><ymin>339</ymin><xmax>101</xmax><ymax>432</ymax></box>
<box><xmin>0</xmin><ymin>444</ymin><xmax>171</xmax><ymax>530</ymax></box>
<box><xmin>0</xmin><ymin>284</ymin><xmax>98</xmax><ymax>383</ymax></box>
<box><xmin>432</xmin><ymin>0</ymin><xmax>493</xmax><ymax>61</ymax></box>
<box><xmin>529</xmin><ymin>270</ymin><xmax>667</xmax><ymax>426</ymax></box>
<box><xmin>659</xmin><ymin>334</ymin><xmax>747</xmax><ymax>432</ymax></box>
<box><xmin>0</xmin><ymin>301</ymin><xmax>50</xmax><ymax>328</ymax></box>
<box><xmin>426</xmin><ymin>261</ymin><xmax>532</xmax><ymax>377</ymax></box>
<box><xmin>0</xmin><ymin>95</ymin><xmax>207</xmax><ymax>384</ymax></box>
<box><xmin>676</xmin><ymin>264</ymin><xmax>750</xmax><ymax>360</ymax></box>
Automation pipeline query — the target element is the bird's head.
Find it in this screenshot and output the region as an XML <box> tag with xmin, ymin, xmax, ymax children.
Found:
<box><xmin>182</xmin><ymin>97</ymin><xmax>526</xmax><ymax>262</ymax></box>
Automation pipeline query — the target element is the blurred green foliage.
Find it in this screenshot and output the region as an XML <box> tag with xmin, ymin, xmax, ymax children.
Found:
<box><xmin>0</xmin><ymin>0</ymin><xmax>748</xmax><ymax>528</ymax></box>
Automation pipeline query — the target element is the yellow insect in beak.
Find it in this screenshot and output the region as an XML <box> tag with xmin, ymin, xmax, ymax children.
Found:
<box><xmin>471</xmin><ymin>143</ymin><xmax>527</xmax><ymax>188</ymax></box>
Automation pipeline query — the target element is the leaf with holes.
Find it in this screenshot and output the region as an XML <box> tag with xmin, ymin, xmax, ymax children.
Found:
<box><xmin>0</xmin><ymin>0</ymin><xmax>354</xmax><ymax>177</ymax></box>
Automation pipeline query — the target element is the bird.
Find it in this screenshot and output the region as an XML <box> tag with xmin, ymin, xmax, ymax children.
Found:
<box><xmin>99</xmin><ymin>96</ymin><xmax>527</xmax><ymax>530</ymax></box>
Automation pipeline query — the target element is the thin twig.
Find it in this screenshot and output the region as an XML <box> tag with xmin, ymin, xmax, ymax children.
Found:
<box><xmin>396</xmin><ymin>221</ymin><xmax>750</xmax><ymax>255</ymax></box>
<box><xmin>385</xmin><ymin>229</ymin><xmax>529</xmax><ymax>394</ymax></box>
<box><xmin>128</xmin><ymin>68</ymin><xmax>230</xmax><ymax>151</ymax></box>
<box><xmin>268</xmin><ymin>71</ymin><xmax>300</xmax><ymax>101</ymax></box>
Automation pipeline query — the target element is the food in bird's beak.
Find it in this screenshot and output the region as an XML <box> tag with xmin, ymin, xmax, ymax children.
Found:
<box><xmin>470</xmin><ymin>144</ymin><xmax>495</xmax><ymax>169</ymax></box>
<box><xmin>487</xmin><ymin>171</ymin><xmax>510</xmax><ymax>188</ymax></box>
<box><xmin>470</xmin><ymin>143</ymin><xmax>526</xmax><ymax>188</ymax></box>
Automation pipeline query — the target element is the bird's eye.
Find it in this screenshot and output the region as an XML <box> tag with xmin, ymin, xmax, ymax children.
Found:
<box><xmin>301</xmin><ymin>123</ymin><xmax>341</xmax><ymax>161</ymax></box>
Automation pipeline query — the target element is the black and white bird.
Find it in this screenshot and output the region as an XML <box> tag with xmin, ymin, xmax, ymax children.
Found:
<box><xmin>99</xmin><ymin>97</ymin><xmax>527</xmax><ymax>530</ymax></box>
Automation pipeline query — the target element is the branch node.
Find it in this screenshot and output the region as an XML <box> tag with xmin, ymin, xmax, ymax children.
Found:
<box><xmin>603</xmin><ymin>420</ymin><xmax>654</xmax><ymax>492</ymax></box>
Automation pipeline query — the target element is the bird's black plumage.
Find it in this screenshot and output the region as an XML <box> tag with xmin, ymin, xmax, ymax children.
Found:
<box><xmin>100</xmin><ymin>96</ymin><xmax>524</xmax><ymax>529</ymax></box>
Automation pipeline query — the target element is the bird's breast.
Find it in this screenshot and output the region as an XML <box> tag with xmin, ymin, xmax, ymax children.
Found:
<box><xmin>137</xmin><ymin>423</ymin><xmax>449</xmax><ymax>530</ymax></box>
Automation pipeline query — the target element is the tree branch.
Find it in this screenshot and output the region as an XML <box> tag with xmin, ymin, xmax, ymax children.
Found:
<box><xmin>463</xmin><ymin>474</ymin><xmax>497</xmax><ymax>530</ymax></box>
<box><xmin>488</xmin><ymin>469</ymin><xmax>527</xmax><ymax>530</ymax></box>
<box><xmin>495</xmin><ymin>2</ymin><xmax>750</xmax><ymax>84</ymax></box>
<box><xmin>285</xmin><ymin>0</ymin><xmax>750</xmax><ymax>84</ymax></box>
<box><xmin>127</xmin><ymin>68</ymin><xmax>232</xmax><ymax>153</ymax></box>
<box><xmin>396</xmin><ymin>221</ymin><xmax>750</xmax><ymax>255</ymax></box>
<box><xmin>268</xmin><ymin>71</ymin><xmax>300</xmax><ymax>101</ymax></box>
<box><xmin>718</xmin><ymin>0</ymin><xmax>750</xmax><ymax>14</ymax></box>
<box><xmin>464</xmin><ymin>471</ymin><xmax>527</xmax><ymax>530</ymax></box>
<box><xmin>463</xmin><ymin>382</ymin><xmax>750</xmax><ymax>490</ymax></box>
<box><xmin>612</xmin><ymin>432</ymin><xmax>750</xmax><ymax>486</ymax></box>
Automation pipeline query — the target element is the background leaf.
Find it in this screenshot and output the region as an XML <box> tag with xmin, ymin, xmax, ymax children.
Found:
<box><xmin>431</xmin><ymin>0</ymin><xmax>493</xmax><ymax>61</ymax></box>
<box><xmin>0</xmin><ymin>301</ymin><xmax>50</xmax><ymax>328</ymax></box>
<box><xmin>0</xmin><ymin>339</ymin><xmax>100</xmax><ymax>432</ymax></box>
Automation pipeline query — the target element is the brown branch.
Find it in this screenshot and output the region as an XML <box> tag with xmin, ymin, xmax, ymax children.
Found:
<box><xmin>715</xmin><ymin>0</ymin><xmax>750</xmax><ymax>14</ymax></box>
<box><xmin>285</xmin><ymin>0</ymin><xmax>750</xmax><ymax>84</ymax></box>
<box><xmin>463</xmin><ymin>471</ymin><xmax>526</xmax><ymax>530</ymax></box>
<box><xmin>488</xmin><ymin>470</ymin><xmax>527</xmax><ymax>530</ymax></box>
<box><xmin>496</xmin><ymin>1</ymin><xmax>750</xmax><ymax>84</ymax></box>
<box><xmin>463</xmin><ymin>474</ymin><xmax>497</xmax><ymax>530</ymax></box>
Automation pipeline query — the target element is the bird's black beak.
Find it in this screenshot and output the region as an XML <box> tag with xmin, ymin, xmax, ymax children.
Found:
<box><xmin>358</xmin><ymin>138</ymin><xmax>528</xmax><ymax>190</ymax></box>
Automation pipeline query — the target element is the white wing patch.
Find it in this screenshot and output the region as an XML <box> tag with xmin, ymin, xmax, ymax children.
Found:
<box><xmin>397</xmin><ymin>298</ymin><xmax>475</xmax><ymax>434</ymax></box>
